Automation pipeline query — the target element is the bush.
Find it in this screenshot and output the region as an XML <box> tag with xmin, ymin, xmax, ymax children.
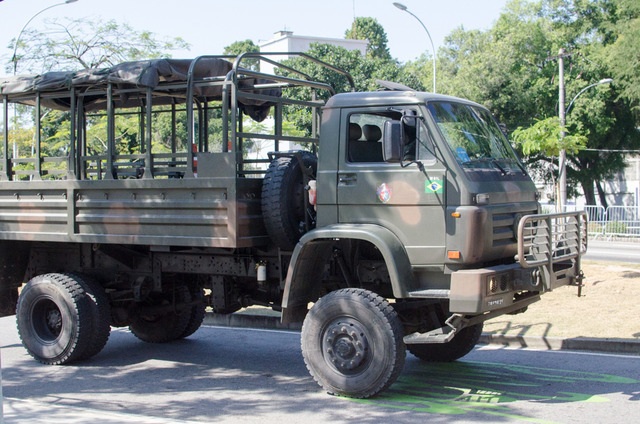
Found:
<box><xmin>605</xmin><ymin>221</ymin><xmax>628</xmax><ymax>235</ymax></box>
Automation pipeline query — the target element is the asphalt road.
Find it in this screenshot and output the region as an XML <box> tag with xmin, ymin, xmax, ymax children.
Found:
<box><xmin>1</xmin><ymin>316</ymin><xmax>639</xmax><ymax>424</ymax></box>
<box><xmin>584</xmin><ymin>240</ymin><xmax>640</xmax><ymax>263</ymax></box>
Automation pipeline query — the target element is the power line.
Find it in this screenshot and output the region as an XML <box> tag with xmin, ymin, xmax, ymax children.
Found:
<box><xmin>583</xmin><ymin>149</ymin><xmax>640</xmax><ymax>153</ymax></box>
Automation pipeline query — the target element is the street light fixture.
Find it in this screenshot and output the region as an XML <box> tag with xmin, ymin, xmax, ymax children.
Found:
<box><xmin>11</xmin><ymin>0</ymin><xmax>80</xmax><ymax>75</ymax></box>
<box><xmin>558</xmin><ymin>76</ymin><xmax>613</xmax><ymax>211</ymax></box>
<box><xmin>565</xmin><ymin>78</ymin><xmax>614</xmax><ymax>115</ymax></box>
<box><xmin>9</xmin><ymin>0</ymin><xmax>79</xmax><ymax>162</ymax></box>
<box><xmin>393</xmin><ymin>2</ymin><xmax>437</xmax><ymax>93</ymax></box>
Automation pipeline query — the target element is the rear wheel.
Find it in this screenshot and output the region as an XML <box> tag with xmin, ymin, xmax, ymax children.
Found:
<box><xmin>301</xmin><ymin>288</ymin><xmax>406</xmax><ymax>398</ymax></box>
<box><xmin>407</xmin><ymin>323</ymin><xmax>483</xmax><ymax>362</ymax></box>
<box><xmin>16</xmin><ymin>273</ymin><xmax>96</xmax><ymax>365</ymax></box>
<box><xmin>177</xmin><ymin>287</ymin><xmax>206</xmax><ymax>339</ymax></box>
<box><xmin>72</xmin><ymin>274</ymin><xmax>111</xmax><ymax>360</ymax></box>
<box><xmin>129</xmin><ymin>286</ymin><xmax>192</xmax><ymax>343</ymax></box>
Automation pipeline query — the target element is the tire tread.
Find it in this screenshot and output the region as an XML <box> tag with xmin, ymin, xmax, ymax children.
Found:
<box><xmin>301</xmin><ymin>288</ymin><xmax>406</xmax><ymax>399</ymax></box>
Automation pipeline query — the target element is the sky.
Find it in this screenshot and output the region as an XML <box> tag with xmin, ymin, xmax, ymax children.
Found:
<box><xmin>0</xmin><ymin>0</ymin><xmax>510</xmax><ymax>77</ymax></box>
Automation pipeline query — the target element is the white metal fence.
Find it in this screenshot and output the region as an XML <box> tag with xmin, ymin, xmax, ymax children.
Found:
<box><xmin>542</xmin><ymin>204</ymin><xmax>640</xmax><ymax>238</ymax></box>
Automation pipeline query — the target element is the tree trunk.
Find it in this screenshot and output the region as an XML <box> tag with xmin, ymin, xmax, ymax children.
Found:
<box><xmin>595</xmin><ymin>181</ymin><xmax>609</xmax><ymax>209</ymax></box>
<box><xmin>581</xmin><ymin>181</ymin><xmax>597</xmax><ymax>206</ymax></box>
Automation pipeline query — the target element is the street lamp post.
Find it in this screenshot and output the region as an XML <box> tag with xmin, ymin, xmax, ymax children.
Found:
<box><xmin>393</xmin><ymin>2</ymin><xmax>436</xmax><ymax>93</ymax></box>
<box><xmin>558</xmin><ymin>74</ymin><xmax>613</xmax><ymax>212</ymax></box>
<box><xmin>11</xmin><ymin>0</ymin><xmax>80</xmax><ymax>75</ymax></box>
<box><xmin>9</xmin><ymin>0</ymin><xmax>79</xmax><ymax>161</ymax></box>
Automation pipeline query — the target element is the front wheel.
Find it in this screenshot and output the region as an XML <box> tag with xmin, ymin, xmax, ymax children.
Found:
<box><xmin>301</xmin><ymin>288</ymin><xmax>406</xmax><ymax>399</ymax></box>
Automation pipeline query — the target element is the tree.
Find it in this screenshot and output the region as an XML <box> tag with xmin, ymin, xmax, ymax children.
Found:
<box><xmin>223</xmin><ymin>39</ymin><xmax>260</xmax><ymax>71</ymax></box>
<box><xmin>577</xmin><ymin>0</ymin><xmax>640</xmax><ymax>107</ymax></box>
<box><xmin>278</xmin><ymin>42</ymin><xmax>423</xmax><ymax>134</ymax></box>
<box><xmin>8</xmin><ymin>18</ymin><xmax>189</xmax><ymax>74</ymax></box>
<box><xmin>512</xmin><ymin>117</ymin><xmax>587</xmax><ymax>157</ymax></box>
<box><xmin>345</xmin><ymin>17</ymin><xmax>392</xmax><ymax>61</ymax></box>
<box><xmin>415</xmin><ymin>0</ymin><xmax>639</xmax><ymax>206</ymax></box>
<box><xmin>5</xmin><ymin>17</ymin><xmax>192</xmax><ymax>172</ymax></box>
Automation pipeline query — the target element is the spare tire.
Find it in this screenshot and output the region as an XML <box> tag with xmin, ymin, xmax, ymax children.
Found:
<box><xmin>262</xmin><ymin>152</ymin><xmax>317</xmax><ymax>251</ymax></box>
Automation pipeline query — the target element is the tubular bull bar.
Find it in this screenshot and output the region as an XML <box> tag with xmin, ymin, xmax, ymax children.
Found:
<box><xmin>406</xmin><ymin>211</ymin><xmax>588</xmax><ymax>345</ymax></box>
<box><xmin>517</xmin><ymin>211</ymin><xmax>588</xmax><ymax>293</ymax></box>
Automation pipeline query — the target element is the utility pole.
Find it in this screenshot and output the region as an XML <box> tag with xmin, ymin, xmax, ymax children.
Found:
<box><xmin>558</xmin><ymin>48</ymin><xmax>567</xmax><ymax>212</ymax></box>
<box><xmin>547</xmin><ymin>48</ymin><xmax>574</xmax><ymax>212</ymax></box>
<box><xmin>547</xmin><ymin>49</ymin><xmax>611</xmax><ymax>212</ymax></box>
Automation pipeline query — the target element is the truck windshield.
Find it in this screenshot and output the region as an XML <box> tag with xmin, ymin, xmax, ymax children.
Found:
<box><xmin>427</xmin><ymin>101</ymin><xmax>521</xmax><ymax>174</ymax></box>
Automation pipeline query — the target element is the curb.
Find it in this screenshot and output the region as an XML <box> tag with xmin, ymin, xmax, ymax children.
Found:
<box><xmin>478</xmin><ymin>334</ymin><xmax>640</xmax><ymax>355</ymax></box>
<box><xmin>204</xmin><ymin>312</ymin><xmax>640</xmax><ymax>355</ymax></box>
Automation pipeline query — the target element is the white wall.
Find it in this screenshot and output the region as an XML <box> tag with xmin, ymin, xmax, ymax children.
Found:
<box><xmin>259</xmin><ymin>31</ymin><xmax>367</xmax><ymax>75</ymax></box>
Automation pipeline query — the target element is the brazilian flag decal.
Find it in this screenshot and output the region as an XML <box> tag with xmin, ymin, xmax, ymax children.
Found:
<box><xmin>425</xmin><ymin>179</ymin><xmax>444</xmax><ymax>194</ymax></box>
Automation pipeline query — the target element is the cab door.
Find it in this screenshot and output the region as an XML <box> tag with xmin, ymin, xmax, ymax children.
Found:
<box><xmin>336</xmin><ymin>107</ymin><xmax>447</xmax><ymax>265</ymax></box>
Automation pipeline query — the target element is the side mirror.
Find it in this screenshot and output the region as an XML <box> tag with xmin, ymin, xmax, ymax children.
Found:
<box><xmin>382</xmin><ymin>120</ymin><xmax>404</xmax><ymax>163</ymax></box>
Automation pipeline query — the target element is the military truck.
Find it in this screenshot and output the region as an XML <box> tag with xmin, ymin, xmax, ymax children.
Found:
<box><xmin>0</xmin><ymin>53</ymin><xmax>587</xmax><ymax>398</ymax></box>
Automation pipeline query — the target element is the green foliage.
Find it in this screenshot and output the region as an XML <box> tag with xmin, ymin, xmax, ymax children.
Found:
<box><xmin>224</xmin><ymin>39</ymin><xmax>260</xmax><ymax>71</ymax></box>
<box><xmin>9</xmin><ymin>18</ymin><xmax>190</xmax><ymax>73</ymax></box>
<box><xmin>4</xmin><ymin>3</ymin><xmax>639</xmax><ymax>206</ymax></box>
<box><xmin>408</xmin><ymin>0</ymin><xmax>639</xmax><ymax>205</ymax></box>
<box><xmin>579</xmin><ymin>0</ymin><xmax>640</xmax><ymax>107</ymax></box>
<box><xmin>512</xmin><ymin>117</ymin><xmax>587</xmax><ymax>156</ymax></box>
<box><xmin>605</xmin><ymin>220</ymin><xmax>627</xmax><ymax>235</ymax></box>
<box><xmin>277</xmin><ymin>43</ymin><xmax>423</xmax><ymax>134</ymax></box>
<box><xmin>345</xmin><ymin>17</ymin><xmax>392</xmax><ymax>61</ymax></box>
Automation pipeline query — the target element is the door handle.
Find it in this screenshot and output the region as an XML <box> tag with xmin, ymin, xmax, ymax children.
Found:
<box><xmin>339</xmin><ymin>175</ymin><xmax>357</xmax><ymax>184</ymax></box>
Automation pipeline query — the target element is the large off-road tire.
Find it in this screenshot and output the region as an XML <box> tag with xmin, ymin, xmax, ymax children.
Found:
<box><xmin>262</xmin><ymin>152</ymin><xmax>317</xmax><ymax>251</ymax></box>
<box><xmin>177</xmin><ymin>287</ymin><xmax>206</xmax><ymax>339</ymax></box>
<box><xmin>71</xmin><ymin>274</ymin><xmax>111</xmax><ymax>360</ymax></box>
<box><xmin>16</xmin><ymin>273</ymin><xmax>96</xmax><ymax>365</ymax></box>
<box><xmin>128</xmin><ymin>286</ymin><xmax>192</xmax><ymax>343</ymax></box>
<box><xmin>407</xmin><ymin>323</ymin><xmax>483</xmax><ymax>362</ymax></box>
<box><xmin>301</xmin><ymin>288</ymin><xmax>406</xmax><ymax>399</ymax></box>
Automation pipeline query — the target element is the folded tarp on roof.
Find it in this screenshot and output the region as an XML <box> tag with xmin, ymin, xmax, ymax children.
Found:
<box><xmin>0</xmin><ymin>58</ymin><xmax>280</xmax><ymax>121</ymax></box>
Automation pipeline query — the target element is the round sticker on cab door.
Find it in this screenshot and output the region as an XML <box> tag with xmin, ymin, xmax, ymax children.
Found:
<box><xmin>377</xmin><ymin>183</ymin><xmax>392</xmax><ymax>203</ymax></box>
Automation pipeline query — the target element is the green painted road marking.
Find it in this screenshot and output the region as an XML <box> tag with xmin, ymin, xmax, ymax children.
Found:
<box><xmin>342</xmin><ymin>361</ymin><xmax>634</xmax><ymax>422</ymax></box>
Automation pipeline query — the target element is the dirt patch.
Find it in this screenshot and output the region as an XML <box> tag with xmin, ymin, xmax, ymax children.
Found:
<box><xmin>484</xmin><ymin>261</ymin><xmax>640</xmax><ymax>340</ymax></box>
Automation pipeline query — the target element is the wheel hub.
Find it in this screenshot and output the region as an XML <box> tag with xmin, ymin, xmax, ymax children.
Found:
<box><xmin>45</xmin><ymin>308</ymin><xmax>62</xmax><ymax>334</ymax></box>
<box><xmin>322</xmin><ymin>318</ymin><xmax>370</xmax><ymax>374</ymax></box>
<box><xmin>31</xmin><ymin>298</ymin><xmax>63</xmax><ymax>342</ymax></box>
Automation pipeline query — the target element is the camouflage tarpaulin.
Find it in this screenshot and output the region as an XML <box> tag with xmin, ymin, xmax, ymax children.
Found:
<box><xmin>0</xmin><ymin>58</ymin><xmax>280</xmax><ymax>121</ymax></box>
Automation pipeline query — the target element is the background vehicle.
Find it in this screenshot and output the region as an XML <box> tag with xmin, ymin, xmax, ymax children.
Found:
<box><xmin>0</xmin><ymin>53</ymin><xmax>587</xmax><ymax>398</ymax></box>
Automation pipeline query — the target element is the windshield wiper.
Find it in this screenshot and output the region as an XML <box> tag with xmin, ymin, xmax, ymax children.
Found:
<box><xmin>464</xmin><ymin>158</ymin><xmax>511</xmax><ymax>175</ymax></box>
<box><xmin>510</xmin><ymin>158</ymin><xmax>528</xmax><ymax>176</ymax></box>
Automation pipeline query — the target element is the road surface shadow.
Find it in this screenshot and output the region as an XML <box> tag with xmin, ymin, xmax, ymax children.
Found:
<box><xmin>2</xmin><ymin>324</ymin><xmax>638</xmax><ymax>423</ymax></box>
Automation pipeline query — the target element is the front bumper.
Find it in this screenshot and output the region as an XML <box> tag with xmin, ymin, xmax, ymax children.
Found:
<box><xmin>449</xmin><ymin>211</ymin><xmax>588</xmax><ymax>314</ymax></box>
<box><xmin>449</xmin><ymin>263</ymin><xmax>539</xmax><ymax>314</ymax></box>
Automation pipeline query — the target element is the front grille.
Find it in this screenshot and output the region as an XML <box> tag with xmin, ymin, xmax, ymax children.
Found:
<box><xmin>492</xmin><ymin>213</ymin><xmax>516</xmax><ymax>247</ymax></box>
<box><xmin>492</xmin><ymin>209</ymin><xmax>538</xmax><ymax>247</ymax></box>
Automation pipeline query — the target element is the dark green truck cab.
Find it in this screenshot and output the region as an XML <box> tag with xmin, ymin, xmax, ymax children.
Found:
<box><xmin>0</xmin><ymin>54</ymin><xmax>586</xmax><ymax>399</ymax></box>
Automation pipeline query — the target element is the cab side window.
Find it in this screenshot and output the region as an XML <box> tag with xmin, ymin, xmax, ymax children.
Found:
<box><xmin>348</xmin><ymin>113</ymin><xmax>395</xmax><ymax>163</ymax></box>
